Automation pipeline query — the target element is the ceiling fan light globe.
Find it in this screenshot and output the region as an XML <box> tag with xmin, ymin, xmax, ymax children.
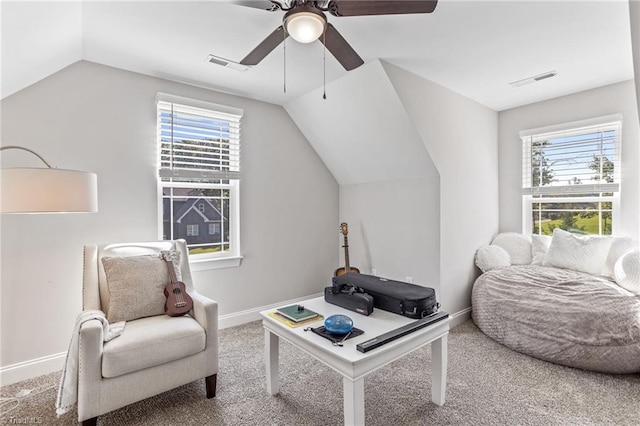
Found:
<box><xmin>285</xmin><ymin>12</ymin><xmax>326</xmax><ymax>43</ymax></box>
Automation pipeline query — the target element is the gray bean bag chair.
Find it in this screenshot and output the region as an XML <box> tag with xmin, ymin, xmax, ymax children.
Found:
<box><xmin>472</xmin><ymin>265</ymin><xmax>640</xmax><ymax>374</ymax></box>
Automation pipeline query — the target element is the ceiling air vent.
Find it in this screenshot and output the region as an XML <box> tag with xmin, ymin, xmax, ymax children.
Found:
<box><xmin>509</xmin><ymin>71</ymin><xmax>557</xmax><ymax>87</ymax></box>
<box><xmin>207</xmin><ymin>54</ymin><xmax>250</xmax><ymax>72</ymax></box>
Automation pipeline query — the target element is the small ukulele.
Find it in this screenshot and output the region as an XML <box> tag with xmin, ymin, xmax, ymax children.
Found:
<box><xmin>162</xmin><ymin>253</ymin><xmax>193</xmax><ymax>317</ymax></box>
<box><xmin>334</xmin><ymin>222</ymin><xmax>360</xmax><ymax>277</ymax></box>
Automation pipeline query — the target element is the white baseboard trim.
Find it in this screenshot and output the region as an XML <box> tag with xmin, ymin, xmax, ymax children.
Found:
<box><xmin>1</xmin><ymin>351</ymin><xmax>67</xmax><ymax>387</ymax></box>
<box><xmin>218</xmin><ymin>292</ymin><xmax>323</xmax><ymax>330</ymax></box>
<box><xmin>1</xmin><ymin>299</ymin><xmax>472</xmax><ymax>387</ymax></box>
<box><xmin>449</xmin><ymin>307</ymin><xmax>472</xmax><ymax>328</ymax></box>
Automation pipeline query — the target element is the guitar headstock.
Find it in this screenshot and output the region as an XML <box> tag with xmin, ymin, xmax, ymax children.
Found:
<box><xmin>339</xmin><ymin>222</ymin><xmax>349</xmax><ymax>236</ymax></box>
<box><xmin>160</xmin><ymin>250</ymin><xmax>179</xmax><ymax>262</ymax></box>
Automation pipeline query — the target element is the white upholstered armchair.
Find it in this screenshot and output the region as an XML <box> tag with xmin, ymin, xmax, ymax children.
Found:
<box><xmin>78</xmin><ymin>240</ymin><xmax>218</xmax><ymax>425</ymax></box>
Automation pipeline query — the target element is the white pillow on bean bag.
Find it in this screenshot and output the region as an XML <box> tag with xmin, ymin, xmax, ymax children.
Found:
<box><xmin>475</xmin><ymin>245</ymin><xmax>511</xmax><ymax>273</ymax></box>
<box><xmin>544</xmin><ymin>228</ymin><xmax>612</xmax><ymax>275</ymax></box>
<box><xmin>531</xmin><ymin>234</ymin><xmax>552</xmax><ymax>265</ymax></box>
<box><xmin>491</xmin><ymin>232</ymin><xmax>532</xmax><ymax>265</ymax></box>
<box><xmin>603</xmin><ymin>237</ymin><xmax>636</xmax><ymax>278</ymax></box>
<box><xmin>614</xmin><ymin>249</ymin><xmax>640</xmax><ymax>295</ymax></box>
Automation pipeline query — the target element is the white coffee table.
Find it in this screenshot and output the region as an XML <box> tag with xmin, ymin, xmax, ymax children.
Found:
<box><xmin>260</xmin><ymin>296</ymin><xmax>449</xmax><ymax>425</ymax></box>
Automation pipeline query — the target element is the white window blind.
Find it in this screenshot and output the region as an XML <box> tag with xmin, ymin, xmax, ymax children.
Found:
<box><xmin>157</xmin><ymin>96</ymin><xmax>242</xmax><ymax>181</ymax></box>
<box><xmin>522</xmin><ymin>115</ymin><xmax>622</xmax><ymax>196</ymax></box>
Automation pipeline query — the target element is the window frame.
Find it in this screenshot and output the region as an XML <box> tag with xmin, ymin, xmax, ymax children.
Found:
<box><xmin>156</xmin><ymin>93</ymin><xmax>243</xmax><ymax>270</ymax></box>
<box><xmin>520</xmin><ymin>114</ymin><xmax>623</xmax><ymax>237</ymax></box>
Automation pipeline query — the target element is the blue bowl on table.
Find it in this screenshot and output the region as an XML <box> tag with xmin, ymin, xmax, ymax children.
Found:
<box><xmin>324</xmin><ymin>314</ymin><xmax>354</xmax><ymax>335</ymax></box>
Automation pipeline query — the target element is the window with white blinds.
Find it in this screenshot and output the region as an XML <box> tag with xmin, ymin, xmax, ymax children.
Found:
<box><xmin>521</xmin><ymin>114</ymin><xmax>622</xmax><ymax>236</ymax></box>
<box><xmin>158</xmin><ymin>98</ymin><xmax>241</xmax><ymax>181</ymax></box>
<box><xmin>157</xmin><ymin>94</ymin><xmax>243</xmax><ymax>267</ymax></box>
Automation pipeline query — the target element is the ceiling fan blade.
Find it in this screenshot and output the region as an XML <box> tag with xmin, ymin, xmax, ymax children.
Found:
<box><xmin>328</xmin><ymin>0</ymin><xmax>438</xmax><ymax>17</ymax></box>
<box><xmin>230</xmin><ymin>1</ymin><xmax>283</xmax><ymax>12</ymax></box>
<box><xmin>240</xmin><ymin>26</ymin><xmax>289</xmax><ymax>66</ymax></box>
<box><xmin>319</xmin><ymin>24</ymin><xmax>364</xmax><ymax>71</ymax></box>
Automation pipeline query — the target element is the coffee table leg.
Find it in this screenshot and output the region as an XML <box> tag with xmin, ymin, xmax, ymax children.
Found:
<box><xmin>343</xmin><ymin>377</ymin><xmax>365</xmax><ymax>425</ymax></box>
<box><xmin>431</xmin><ymin>333</ymin><xmax>448</xmax><ymax>406</ymax></box>
<box><xmin>265</xmin><ymin>329</ymin><xmax>280</xmax><ymax>395</ymax></box>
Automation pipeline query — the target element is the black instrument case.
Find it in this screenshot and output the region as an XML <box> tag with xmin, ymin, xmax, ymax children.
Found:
<box><xmin>331</xmin><ymin>273</ymin><xmax>439</xmax><ymax>319</ymax></box>
<box><xmin>324</xmin><ymin>285</ymin><xmax>374</xmax><ymax>316</ymax></box>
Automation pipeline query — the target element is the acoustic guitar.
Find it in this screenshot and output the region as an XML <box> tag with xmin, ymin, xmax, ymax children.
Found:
<box><xmin>162</xmin><ymin>254</ymin><xmax>194</xmax><ymax>317</ymax></box>
<box><xmin>334</xmin><ymin>222</ymin><xmax>360</xmax><ymax>277</ymax></box>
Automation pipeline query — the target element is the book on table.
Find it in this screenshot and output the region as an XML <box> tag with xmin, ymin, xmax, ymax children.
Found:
<box><xmin>268</xmin><ymin>311</ymin><xmax>324</xmax><ymax>328</ymax></box>
<box><xmin>276</xmin><ymin>305</ymin><xmax>320</xmax><ymax>322</ymax></box>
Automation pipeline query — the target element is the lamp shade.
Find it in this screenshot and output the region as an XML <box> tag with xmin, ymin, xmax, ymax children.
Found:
<box><xmin>285</xmin><ymin>11</ymin><xmax>326</xmax><ymax>43</ymax></box>
<box><xmin>1</xmin><ymin>168</ymin><xmax>98</xmax><ymax>213</ymax></box>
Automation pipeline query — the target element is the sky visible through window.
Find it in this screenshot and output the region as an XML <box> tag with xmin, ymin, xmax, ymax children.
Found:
<box><xmin>534</xmin><ymin>130</ymin><xmax>616</xmax><ymax>187</ymax></box>
<box><xmin>159</xmin><ymin>110</ymin><xmax>233</xmax><ymax>174</ymax></box>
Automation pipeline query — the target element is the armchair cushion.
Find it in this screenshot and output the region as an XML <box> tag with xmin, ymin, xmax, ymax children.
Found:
<box><xmin>101</xmin><ymin>253</ymin><xmax>181</xmax><ymax>322</ymax></box>
<box><xmin>102</xmin><ymin>315</ymin><xmax>205</xmax><ymax>378</ymax></box>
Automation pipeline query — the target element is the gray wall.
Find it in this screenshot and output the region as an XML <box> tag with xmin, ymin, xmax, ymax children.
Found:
<box><xmin>382</xmin><ymin>63</ymin><xmax>500</xmax><ymax>315</ymax></box>
<box><xmin>0</xmin><ymin>61</ymin><xmax>338</xmax><ymax>368</ymax></box>
<box><xmin>631</xmin><ymin>1</ymin><xmax>640</xmax><ymax>121</ymax></box>
<box><xmin>339</xmin><ymin>178</ymin><xmax>441</xmax><ymax>289</ymax></box>
<box><xmin>498</xmin><ymin>80</ymin><xmax>640</xmax><ymax>241</ymax></box>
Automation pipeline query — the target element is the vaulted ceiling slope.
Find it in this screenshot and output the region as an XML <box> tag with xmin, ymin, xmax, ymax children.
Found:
<box><xmin>1</xmin><ymin>1</ymin><xmax>634</xmax><ymax>111</ymax></box>
<box><xmin>285</xmin><ymin>60</ymin><xmax>438</xmax><ymax>186</ymax></box>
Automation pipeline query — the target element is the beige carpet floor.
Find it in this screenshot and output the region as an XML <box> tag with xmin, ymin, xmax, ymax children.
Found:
<box><xmin>1</xmin><ymin>320</ymin><xmax>639</xmax><ymax>425</ymax></box>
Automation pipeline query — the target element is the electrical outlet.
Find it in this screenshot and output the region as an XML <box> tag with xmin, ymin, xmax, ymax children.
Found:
<box><xmin>406</xmin><ymin>276</ymin><xmax>413</xmax><ymax>283</ymax></box>
<box><xmin>371</xmin><ymin>268</ymin><xmax>377</xmax><ymax>276</ymax></box>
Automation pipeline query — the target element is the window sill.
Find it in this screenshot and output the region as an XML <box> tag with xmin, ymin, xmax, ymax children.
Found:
<box><xmin>189</xmin><ymin>255</ymin><xmax>243</xmax><ymax>272</ymax></box>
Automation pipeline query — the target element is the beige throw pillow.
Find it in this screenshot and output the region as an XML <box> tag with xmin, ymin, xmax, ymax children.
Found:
<box><xmin>102</xmin><ymin>253</ymin><xmax>178</xmax><ymax>322</ymax></box>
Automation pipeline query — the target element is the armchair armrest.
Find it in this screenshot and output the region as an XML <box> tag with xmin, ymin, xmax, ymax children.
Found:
<box><xmin>190</xmin><ymin>292</ymin><xmax>218</xmax><ymax>374</ymax></box>
<box><xmin>191</xmin><ymin>292</ymin><xmax>218</xmax><ymax>337</ymax></box>
<box><xmin>77</xmin><ymin>318</ymin><xmax>104</xmax><ymax>421</ymax></box>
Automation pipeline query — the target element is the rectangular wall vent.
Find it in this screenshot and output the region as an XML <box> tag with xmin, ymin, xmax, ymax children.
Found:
<box><xmin>207</xmin><ymin>54</ymin><xmax>250</xmax><ymax>72</ymax></box>
<box><xmin>509</xmin><ymin>70</ymin><xmax>557</xmax><ymax>87</ymax></box>
<box><xmin>533</xmin><ymin>72</ymin><xmax>557</xmax><ymax>82</ymax></box>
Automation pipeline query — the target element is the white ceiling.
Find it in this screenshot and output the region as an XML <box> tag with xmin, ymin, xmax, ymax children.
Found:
<box><xmin>1</xmin><ymin>0</ymin><xmax>635</xmax><ymax>111</ymax></box>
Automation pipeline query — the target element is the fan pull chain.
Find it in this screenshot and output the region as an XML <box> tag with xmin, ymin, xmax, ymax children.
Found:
<box><xmin>283</xmin><ymin>30</ymin><xmax>287</xmax><ymax>94</ymax></box>
<box><xmin>322</xmin><ymin>31</ymin><xmax>327</xmax><ymax>100</ymax></box>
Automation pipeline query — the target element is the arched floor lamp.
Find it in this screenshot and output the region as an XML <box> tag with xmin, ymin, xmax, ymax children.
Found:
<box><xmin>1</xmin><ymin>146</ymin><xmax>98</xmax><ymax>213</ymax></box>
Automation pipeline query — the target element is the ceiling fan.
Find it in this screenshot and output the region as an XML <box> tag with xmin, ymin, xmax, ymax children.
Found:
<box><xmin>236</xmin><ymin>0</ymin><xmax>438</xmax><ymax>71</ymax></box>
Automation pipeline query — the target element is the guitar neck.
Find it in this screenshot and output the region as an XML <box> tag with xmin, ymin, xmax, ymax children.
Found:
<box><xmin>343</xmin><ymin>235</ymin><xmax>351</xmax><ymax>270</ymax></box>
<box><xmin>165</xmin><ymin>259</ymin><xmax>178</xmax><ymax>284</ymax></box>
